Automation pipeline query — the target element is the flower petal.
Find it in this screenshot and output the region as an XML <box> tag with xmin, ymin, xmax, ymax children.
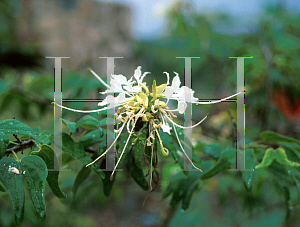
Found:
<box><xmin>171</xmin><ymin>72</ymin><xmax>181</xmax><ymax>92</ymax></box>
<box><xmin>178</xmin><ymin>101</ymin><xmax>187</xmax><ymax>114</ymax></box>
<box><xmin>134</xmin><ymin>66</ymin><xmax>142</xmax><ymax>82</ymax></box>
<box><xmin>161</xmin><ymin>122</ymin><xmax>171</xmax><ymax>135</ymax></box>
<box><xmin>164</xmin><ymin>86</ymin><xmax>173</xmax><ymax>99</ymax></box>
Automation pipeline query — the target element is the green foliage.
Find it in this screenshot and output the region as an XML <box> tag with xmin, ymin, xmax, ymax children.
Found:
<box><xmin>31</xmin><ymin>145</ymin><xmax>66</xmax><ymax>199</ymax></box>
<box><xmin>200</xmin><ymin>148</ymin><xmax>236</xmax><ymax>180</ymax></box>
<box><xmin>75</xmin><ymin>115</ymin><xmax>101</xmax><ymax>130</ymax></box>
<box><xmin>0</xmin><ymin>158</ymin><xmax>25</xmax><ymax>225</ymax></box>
<box><xmin>72</xmin><ymin>164</ymin><xmax>92</xmax><ymax>198</ymax></box>
<box><xmin>0</xmin><ymin>155</ymin><xmax>48</xmax><ymax>225</ymax></box>
<box><xmin>255</xmin><ymin>148</ymin><xmax>275</xmax><ymax>169</ymax></box>
<box><xmin>62</xmin><ymin>119</ymin><xmax>76</xmax><ymax>133</ymax></box>
<box><xmin>124</xmin><ymin>152</ymin><xmax>149</xmax><ymax>191</ymax></box>
<box><xmin>59</xmin><ymin>132</ymin><xmax>105</xmax><ymax>179</ymax></box>
<box><xmin>0</xmin><ymin>131</ymin><xmax>9</xmax><ymax>159</ymax></box>
<box><xmin>0</xmin><ymin>119</ymin><xmax>42</xmax><ymax>143</ymax></box>
<box><xmin>163</xmin><ymin>171</ymin><xmax>201</xmax><ymax>210</ymax></box>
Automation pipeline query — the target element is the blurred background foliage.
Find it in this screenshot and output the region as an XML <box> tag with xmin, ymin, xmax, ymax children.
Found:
<box><xmin>0</xmin><ymin>0</ymin><xmax>300</xmax><ymax>226</ymax></box>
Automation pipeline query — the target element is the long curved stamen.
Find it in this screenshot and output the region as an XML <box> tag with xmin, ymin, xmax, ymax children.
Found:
<box><xmin>111</xmin><ymin>117</ymin><xmax>138</xmax><ymax>181</ymax></box>
<box><xmin>86</xmin><ymin>118</ymin><xmax>129</xmax><ymax>167</ymax></box>
<box><xmin>150</xmin><ymin>143</ymin><xmax>154</xmax><ymax>191</ymax></box>
<box><xmin>89</xmin><ymin>69</ymin><xmax>111</xmax><ymax>89</ymax></box>
<box><xmin>164</xmin><ymin>112</ymin><xmax>209</xmax><ymax>129</ymax></box>
<box><xmin>52</xmin><ymin>102</ymin><xmax>120</xmax><ymax>113</ymax></box>
<box><xmin>127</xmin><ymin>115</ymin><xmax>133</xmax><ymax>133</ymax></box>
<box><xmin>172</xmin><ymin>123</ymin><xmax>202</xmax><ymax>172</ymax></box>
<box><xmin>192</xmin><ymin>90</ymin><xmax>245</xmax><ymax>104</ymax></box>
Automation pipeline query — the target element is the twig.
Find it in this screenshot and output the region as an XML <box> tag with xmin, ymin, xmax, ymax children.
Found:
<box><xmin>5</xmin><ymin>139</ymin><xmax>35</xmax><ymax>154</ymax></box>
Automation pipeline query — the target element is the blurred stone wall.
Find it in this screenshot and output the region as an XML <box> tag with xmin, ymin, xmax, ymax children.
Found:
<box><xmin>16</xmin><ymin>0</ymin><xmax>134</xmax><ymax>75</ymax></box>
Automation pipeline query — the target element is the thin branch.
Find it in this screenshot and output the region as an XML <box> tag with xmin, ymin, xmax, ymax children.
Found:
<box><xmin>5</xmin><ymin>139</ymin><xmax>35</xmax><ymax>154</ymax></box>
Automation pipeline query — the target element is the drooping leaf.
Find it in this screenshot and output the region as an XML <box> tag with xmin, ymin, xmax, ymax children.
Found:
<box><xmin>134</xmin><ymin>134</ymin><xmax>146</xmax><ymax>169</ymax></box>
<box><xmin>200</xmin><ymin>148</ymin><xmax>236</xmax><ymax>180</ymax></box>
<box><xmin>60</xmin><ymin>132</ymin><xmax>105</xmax><ymax>179</ymax></box>
<box><xmin>124</xmin><ymin>152</ymin><xmax>148</xmax><ymax>190</ymax></box>
<box><xmin>76</xmin><ymin>115</ymin><xmax>101</xmax><ymax>130</ymax></box>
<box><xmin>0</xmin><ymin>131</ymin><xmax>9</xmax><ymax>159</ymax></box>
<box><xmin>255</xmin><ymin>148</ymin><xmax>275</xmax><ymax>169</ymax></box>
<box><xmin>100</xmin><ymin>159</ymin><xmax>116</xmax><ymax>197</ymax></box>
<box><xmin>275</xmin><ymin>147</ymin><xmax>300</xmax><ymax>167</ymax></box>
<box><xmin>19</xmin><ymin>156</ymin><xmax>48</xmax><ymax>221</ymax></box>
<box><xmin>267</xmin><ymin>161</ymin><xmax>295</xmax><ymax>185</ymax></box>
<box><xmin>0</xmin><ymin>181</ymin><xmax>6</xmax><ymax>192</ymax></box>
<box><xmin>280</xmin><ymin>143</ymin><xmax>300</xmax><ymax>161</ymax></box>
<box><xmin>31</xmin><ymin>145</ymin><xmax>66</xmax><ymax>199</ymax></box>
<box><xmin>260</xmin><ymin>131</ymin><xmax>300</xmax><ymax>146</ymax></box>
<box><xmin>0</xmin><ymin>158</ymin><xmax>25</xmax><ymax>225</ymax></box>
<box><xmin>0</xmin><ymin>119</ymin><xmax>42</xmax><ymax>143</ymax></box>
<box><xmin>62</xmin><ymin>119</ymin><xmax>76</xmax><ymax>133</ymax></box>
<box><xmin>72</xmin><ymin>165</ymin><xmax>92</xmax><ymax>198</ymax></box>
<box><xmin>273</xmin><ymin>180</ymin><xmax>292</xmax><ymax>220</ymax></box>
<box><xmin>163</xmin><ymin>171</ymin><xmax>201</xmax><ymax>210</ymax></box>
<box><xmin>242</xmin><ymin>149</ymin><xmax>255</xmax><ymax>192</ymax></box>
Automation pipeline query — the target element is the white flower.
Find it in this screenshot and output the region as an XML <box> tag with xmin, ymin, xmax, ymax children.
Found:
<box><xmin>161</xmin><ymin>121</ymin><xmax>171</xmax><ymax>135</ymax></box>
<box><xmin>53</xmin><ymin>66</ymin><xmax>245</xmax><ymax>179</ymax></box>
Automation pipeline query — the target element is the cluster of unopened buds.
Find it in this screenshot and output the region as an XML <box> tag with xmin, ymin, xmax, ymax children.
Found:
<box><xmin>55</xmin><ymin>66</ymin><xmax>244</xmax><ymax>180</ymax></box>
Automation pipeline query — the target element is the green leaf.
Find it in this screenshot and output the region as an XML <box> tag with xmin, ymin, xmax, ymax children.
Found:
<box><xmin>203</xmin><ymin>144</ymin><xmax>221</xmax><ymax>158</ymax></box>
<box><xmin>72</xmin><ymin>165</ymin><xmax>91</xmax><ymax>198</ymax></box>
<box><xmin>163</xmin><ymin>171</ymin><xmax>201</xmax><ymax>210</ymax></box>
<box><xmin>76</xmin><ymin>115</ymin><xmax>100</xmax><ymax>130</ymax></box>
<box><xmin>124</xmin><ymin>152</ymin><xmax>148</xmax><ymax>190</ymax></box>
<box><xmin>99</xmin><ymin>118</ymin><xmax>115</xmax><ymax>126</ymax></box>
<box><xmin>200</xmin><ymin>148</ymin><xmax>236</xmax><ymax>180</ymax></box>
<box><xmin>60</xmin><ymin>132</ymin><xmax>105</xmax><ymax>179</ymax></box>
<box><xmin>255</xmin><ymin>148</ymin><xmax>275</xmax><ymax>169</ymax></box>
<box><xmin>242</xmin><ymin>149</ymin><xmax>255</xmax><ymax>192</ymax></box>
<box><xmin>159</xmin><ymin>131</ymin><xmax>180</xmax><ymax>162</ymax></box>
<box><xmin>33</xmin><ymin>127</ymin><xmax>41</xmax><ymax>134</ymax></box>
<box><xmin>260</xmin><ymin>131</ymin><xmax>300</xmax><ymax>146</ymax></box>
<box><xmin>0</xmin><ymin>181</ymin><xmax>6</xmax><ymax>192</ymax></box>
<box><xmin>100</xmin><ymin>159</ymin><xmax>115</xmax><ymax>197</ymax></box>
<box><xmin>19</xmin><ymin>156</ymin><xmax>48</xmax><ymax>221</ymax></box>
<box><xmin>134</xmin><ymin>133</ymin><xmax>146</xmax><ymax>169</ymax></box>
<box><xmin>0</xmin><ymin>131</ymin><xmax>9</xmax><ymax>159</ymax></box>
<box><xmin>31</xmin><ymin>145</ymin><xmax>66</xmax><ymax>199</ymax></box>
<box><xmin>79</xmin><ymin>129</ymin><xmax>104</xmax><ymax>148</ymax></box>
<box><xmin>62</xmin><ymin>119</ymin><xmax>76</xmax><ymax>133</ymax></box>
<box><xmin>267</xmin><ymin>161</ymin><xmax>295</xmax><ymax>185</ymax></box>
<box><xmin>0</xmin><ymin>158</ymin><xmax>25</xmax><ymax>225</ymax></box>
<box><xmin>0</xmin><ymin>119</ymin><xmax>42</xmax><ymax>143</ymax></box>
<box><xmin>38</xmin><ymin>131</ymin><xmax>51</xmax><ymax>145</ymax></box>
<box><xmin>275</xmin><ymin>147</ymin><xmax>300</xmax><ymax>167</ymax></box>
<box><xmin>116</xmin><ymin>132</ymin><xmax>133</xmax><ymax>168</ymax></box>
<box><xmin>273</xmin><ymin>181</ymin><xmax>292</xmax><ymax>220</ymax></box>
